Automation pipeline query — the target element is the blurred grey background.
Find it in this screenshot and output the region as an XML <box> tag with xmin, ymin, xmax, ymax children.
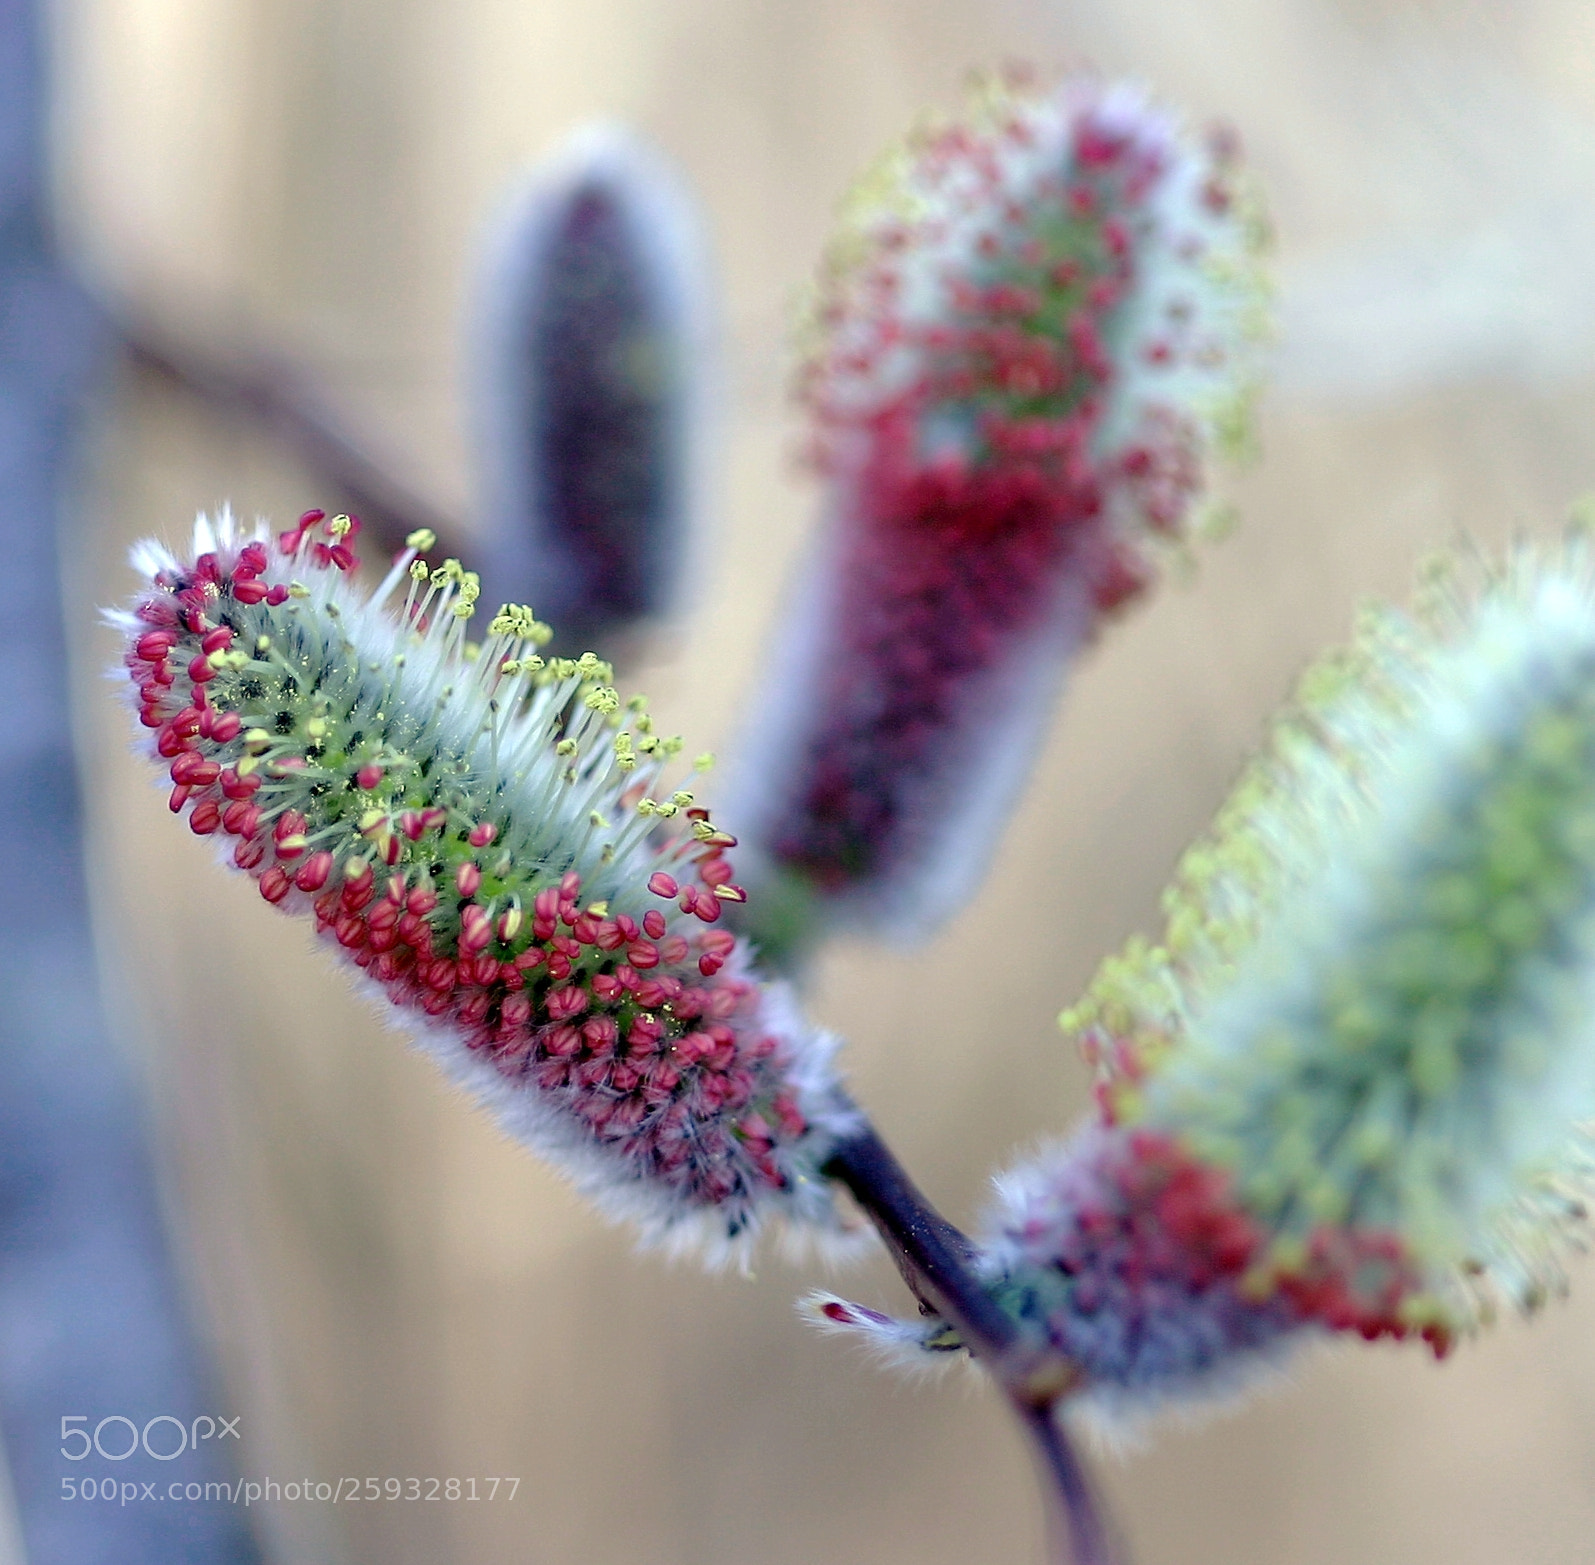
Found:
<box><xmin>36</xmin><ymin>0</ymin><xmax>1595</xmax><ymax>1561</ymax></box>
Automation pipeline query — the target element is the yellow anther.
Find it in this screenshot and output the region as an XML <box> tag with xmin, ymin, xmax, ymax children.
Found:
<box><xmin>660</xmin><ymin>736</ymin><xmax>684</xmax><ymax>758</ymax></box>
<box><xmin>626</xmin><ymin>694</ymin><xmax>648</xmax><ymax>713</ymax></box>
<box><xmin>405</xmin><ymin>528</ymin><xmax>437</xmax><ymax>552</ymax></box>
<box><xmin>305</xmin><ymin>717</ymin><xmax>328</xmax><ymax>740</ymax></box>
<box><xmin>223</xmin><ymin>650</ymin><xmax>249</xmax><ymax>671</ymax></box>
<box><xmin>255</xmin><ymin>634</ymin><xmax>272</xmax><ymax>653</ymax></box>
<box><xmin>499</xmin><ymin>906</ymin><xmax>524</xmax><ymax>941</ymax></box>
<box><xmin>243</xmin><ymin>728</ymin><xmax>272</xmax><ymax>754</ymax></box>
<box><xmin>653</xmin><ymin>801</ymin><xmax>679</xmax><ymax>819</ymax></box>
<box><xmin>638</xmin><ymin>799</ymin><xmax>658</xmax><ymax>816</ymax></box>
<box><xmin>288</xmin><ymin>580</ymin><xmax>310</xmax><ymax>598</ymax></box>
<box><xmin>555</xmin><ymin>738</ymin><xmax>579</xmax><ymax>757</ymax></box>
<box><xmin>237</xmin><ymin>755</ymin><xmax>259</xmax><ymax>777</ymax></box>
<box><xmin>357</xmin><ymin>808</ymin><xmax>388</xmax><ymax>834</ymax></box>
<box><xmin>671</xmin><ymin>791</ymin><xmax>695</xmax><ymax>807</ymax></box>
<box><xmin>693</xmin><ymin>752</ymin><xmax>715</xmax><ymax>772</ymax></box>
<box><xmin>713</xmin><ymin>884</ymin><xmax>747</xmax><ymax>902</ymax></box>
<box><xmin>584</xmin><ymin>685</ymin><xmax>620</xmax><ymax>714</ymax></box>
<box><xmin>589</xmin><ymin>811</ymin><xmax>609</xmax><ymax>829</ymax></box>
<box><xmin>521</xmin><ymin>655</ymin><xmax>545</xmax><ymax>673</ymax></box>
<box><xmin>206</xmin><ymin>649</ymin><xmax>228</xmax><ymax>670</ymax></box>
<box><xmin>277</xmin><ymin>834</ymin><xmax>308</xmax><ymax>854</ymax></box>
<box><xmin>410</xmin><ymin>560</ymin><xmax>429</xmax><ymax>582</ymax></box>
<box><xmin>451</xmin><ymin>600</ymin><xmax>475</xmax><ymax>619</ymax></box>
<box><xmin>328</xmin><ymin>513</ymin><xmax>353</xmax><ymax>538</ymax></box>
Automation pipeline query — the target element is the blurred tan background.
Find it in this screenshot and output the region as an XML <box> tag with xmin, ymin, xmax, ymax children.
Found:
<box><xmin>45</xmin><ymin>0</ymin><xmax>1595</xmax><ymax>1561</ymax></box>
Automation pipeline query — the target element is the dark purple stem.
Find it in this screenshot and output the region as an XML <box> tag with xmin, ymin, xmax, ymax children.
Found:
<box><xmin>823</xmin><ymin>1117</ymin><xmax>1122</xmax><ymax>1565</ymax></box>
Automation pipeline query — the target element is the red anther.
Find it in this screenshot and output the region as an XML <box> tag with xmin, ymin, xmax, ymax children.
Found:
<box><xmin>648</xmin><ymin>872</ymin><xmax>678</xmax><ymax>899</ymax></box>
<box><xmin>259</xmin><ymin>867</ymin><xmax>292</xmax><ymax>904</ymax></box>
<box><xmin>220</xmin><ymin>769</ymin><xmax>257</xmax><ymax>799</ymax></box>
<box><xmin>280</xmin><ymin>509</ymin><xmax>323</xmax><ymax>555</ymax></box>
<box><xmin>589</xmin><ymin>919</ymin><xmax>622</xmax><ymax>951</ymax></box>
<box><xmin>701</xmin><ymin>929</ymin><xmax>736</xmax><ymax>957</ymax></box>
<box><xmin>699</xmin><ymin>857</ymin><xmax>734</xmax><ymax>887</ymax></box>
<box><xmin>500</xmin><ymin>992</ymin><xmax>532</xmax><ymax>1030</ymax></box>
<box><xmin>558</xmin><ymin>899</ymin><xmax>578</xmax><ymax>927</ymax></box>
<box><xmin>629</xmin><ymin>1013</ymin><xmax>663</xmax><ymax>1047</ymax></box>
<box><xmin>420</xmin><ymin>989</ymin><xmax>453</xmax><ymax>1017</ymax></box>
<box><xmin>468</xmin><ymin>821</ymin><xmax>496</xmax><ymax>848</ymax></box>
<box><xmin>698</xmin><ymin>954</ymin><xmax>722</xmax><ymax>977</ymax></box>
<box><xmin>210</xmin><ymin>712</ymin><xmax>241</xmax><ymax>743</ymax></box>
<box><xmin>295</xmin><ymin>851</ymin><xmax>334</xmax><ymax>893</ymax></box>
<box><xmin>675</xmin><ymin>1031</ymin><xmax>713</xmax><ymax>1063</ymax></box>
<box><xmin>265</xmin><ymin>584</ymin><xmax>289</xmax><ymax>606</ymax></box>
<box><xmin>274</xmin><ymin>810</ymin><xmax>305</xmax><ymax>843</ymax></box>
<box><xmin>455</xmin><ymin>862</ymin><xmax>481</xmax><ymax>898</ymax></box>
<box><xmin>135</xmin><ymin>631</ymin><xmax>177</xmax><ymax>662</ymax></box>
<box><xmin>591</xmin><ymin>973</ymin><xmax>623</xmax><ymax>1003</ymax></box>
<box><xmin>545</xmin><ymin>1024</ymin><xmax>582</xmax><ymax>1058</ymax></box>
<box><xmin>559</xmin><ymin>870</ymin><xmax>582</xmax><ymax>898</ymax></box>
<box><xmin>385</xmin><ymin>872</ymin><xmax>407</xmax><ymax>904</ymax></box>
<box><xmin>419</xmin><ymin>958</ymin><xmax>453</xmax><ymax>992</ymax></box>
<box><xmin>513</xmin><ymin>946</ymin><xmax>545</xmax><ymax>971</ymax></box>
<box><xmin>678</xmin><ymin>886</ymin><xmax>702</xmax><ymax>916</ymax></box>
<box><xmin>642</xmin><ymin>910</ymin><xmax>667</xmax><ymax>940</ymax></box>
<box><xmin>341</xmin><ymin>877</ymin><xmax>374</xmax><ymax>914</ymax></box>
<box><xmin>169</xmin><ymin>752</ymin><xmax>204</xmax><ymax>784</ymax></box>
<box><xmin>633</xmin><ymin>980</ymin><xmax>668</xmax><ymax>1008</ymax></box>
<box><xmin>399</xmin><ymin>811</ymin><xmax>425</xmax><ymax>840</ymax></box>
<box><xmin>458</xmin><ymin>992</ymin><xmax>491</xmax><ymax>1026</ymax></box>
<box><xmin>381</xmin><ymin>833</ymin><xmax>402</xmax><ymax>866</ymax></box>
<box><xmin>627</xmin><ymin>940</ymin><xmax>660</xmax><ymax>970</ymax></box>
<box><xmin>168</xmin><ymin>784</ymin><xmax>191</xmax><ymax>813</ymax></box>
<box><xmin>570</xmin><ymin>914</ymin><xmax>599</xmax><ymax>945</ymax></box>
<box><xmin>469</xmin><ymin>954</ymin><xmax>500</xmax><ymax>987</ymax></box>
<box><xmin>171</xmin><ymin>707</ymin><xmax>202</xmax><ymax>738</ymax></box>
<box><xmin>532</xmin><ymin>887</ymin><xmax>560</xmax><ymax>921</ymax></box>
<box><xmin>333</xmin><ymin>914</ymin><xmax>367</xmax><ymax>949</ymax></box>
<box><xmin>545</xmin><ymin>951</ymin><xmax>571</xmax><ymax>981</ymax></box>
<box><xmin>659</xmin><ymin>936</ymin><xmax>690</xmax><ymax>965</ymax></box>
<box><xmin>394</xmin><ymin>911</ymin><xmax>425</xmax><ymax>944</ymax></box>
<box><xmin>545</xmin><ymin>984</ymin><xmax>589</xmax><ymax>1021</ymax></box>
<box><xmin>234</xmin><ymin>836</ymin><xmax>266</xmax><ymax>870</ymax></box>
<box><xmin>222</xmin><ymin>801</ymin><xmax>260</xmax><ymax>837</ymax></box>
<box><xmin>236</xmin><ymin>540</ymin><xmax>268</xmax><ymax>575</ymax></box>
<box><xmin>422</xmin><ymin>807</ymin><xmax>448</xmax><ymax>831</ymax></box>
<box><xmin>459</xmin><ymin>907</ymin><xmax>493</xmax><ymax>953</ymax></box>
<box><xmin>614</xmin><ymin>914</ymin><xmax>639</xmax><ymax>941</ymax></box>
<box><xmin>582</xmin><ymin>1016</ymin><xmax>619</xmax><ymax>1053</ymax></box>
<box><xmin>139</xmin><ymin>706</ymin><xmax>164</xmax><ymax>728</ymax></box>
<box><xmin>200</xmin><ymin>626</ymin><xmax>234</xmax><ymax>655</ymax></box>
<box><xmin>156</xmin><ymin>727</ymin><xmax>185</xmax><ymax>758</ymax></box>
<box><xmin>395</xmin><ymin>884</ymin><xmax>432</xmax><ymax>917</ymax></box>
<box><xmin>189</xmin><ymin>800</ymin><xmax>221</xmax><ymax>835</ymax></box>
<box><xmin>230</xmin><ymin>578</ymin><xmax>268</xmax><ymax>604</ymax></box>
<box><xmin>356</xmin><ymin>763</ymin><xmax>385</xmax><ymax>791</ymax></box>
<box><xmin>692</xmin><ymin>897</ymin><xmax>723</xmax><ymax>924</ymax></box>
<box><xmin>188</xmin><ymin>654</ymin><xmax>217</xmax><ymax>683</ymax></box>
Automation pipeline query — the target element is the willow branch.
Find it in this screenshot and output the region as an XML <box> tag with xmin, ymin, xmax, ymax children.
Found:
<box><xmin>120</xmin><ymin>325</ymin><xmax>460</xmax><ymax>562</ymax></box>
<box><xmin>823</xmin><ymin>1116</ymin><xmax>1122</xmax><ymax>1565</ymax></box>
